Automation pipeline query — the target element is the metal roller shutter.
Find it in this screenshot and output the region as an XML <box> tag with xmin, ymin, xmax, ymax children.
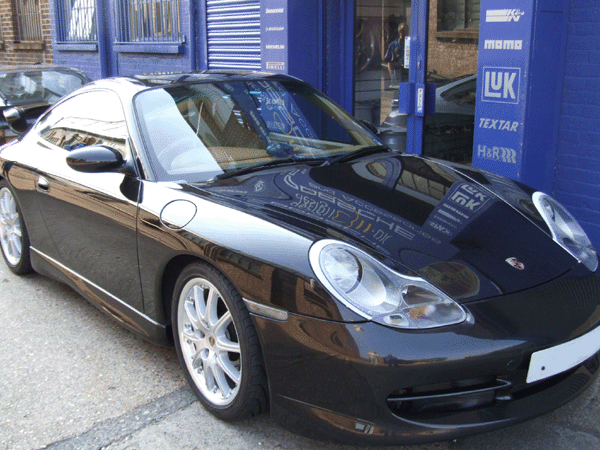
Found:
<box><xmin>206</xmin><ymin>0</ymin><xmax>261</xmax><ymax>70</ymax></box>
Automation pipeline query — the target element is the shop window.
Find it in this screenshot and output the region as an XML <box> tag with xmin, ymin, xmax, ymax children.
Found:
<box><xmin>436</xmin><ymin>0</ymin><xmax>479</xmax><ymax>39</ymax></box>
<box><xmin>56</xmin><ymin>0</ymin><xmax>97</xmax><ymax>42</ymax></box>
<box><xmin>115</xmin><ymin>0</ymin><xmax>181</xmax><ymax>43</ymax></box>
<box><xmin>13</xmin><ymin>0</ymin><xmax>42</xmax><ymax>41</ymax></box>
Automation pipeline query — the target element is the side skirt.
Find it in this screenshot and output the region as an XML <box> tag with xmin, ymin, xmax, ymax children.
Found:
<box><xmin>30</xmin><ymin>247</ymin><xmax>171</xmax><ymax>346</ymax></box>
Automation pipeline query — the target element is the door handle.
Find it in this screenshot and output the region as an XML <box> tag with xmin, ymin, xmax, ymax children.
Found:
<box><xmin>37</xmin><ymin>175</ymin><xmax>49</xmax><ymax>192</ymax></box>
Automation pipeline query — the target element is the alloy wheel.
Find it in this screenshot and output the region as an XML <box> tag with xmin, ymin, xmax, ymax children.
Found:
<box><xmin>0</xmin><ymin>187</ymin><xmax>23</xmax><ymax>267</ymax></box>
<box><xmin>177</xmin><ymin>277</ymin><xmax>242</xmax><ymax>406</ymax></box>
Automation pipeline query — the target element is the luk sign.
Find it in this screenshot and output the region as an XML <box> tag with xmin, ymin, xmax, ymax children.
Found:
<box><xmin>482</xmin><ymin>67</ymin><xmax>520</xmax><ymax>104</ymax></box>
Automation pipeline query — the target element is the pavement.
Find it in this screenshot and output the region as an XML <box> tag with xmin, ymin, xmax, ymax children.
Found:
<box><xmin>1</xmin><ymin>262</ymin><xmax>599</xmax><ymax>450</ymax></box>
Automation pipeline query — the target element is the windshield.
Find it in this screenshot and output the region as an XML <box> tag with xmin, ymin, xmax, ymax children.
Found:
<box><xmin>134</xmin><ymin>79</ymin><xmax>382</xmax><ymax>181</ymax></box>
<box><xmin>0</xmin><ymin>68</ymin><xmax>91</xmax><ymax>106</ymax></box>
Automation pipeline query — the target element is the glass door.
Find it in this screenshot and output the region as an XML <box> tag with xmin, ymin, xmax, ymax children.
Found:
<box><xmin>354</xmin><ymin>0</ymin><xmax>411</xmax><ymax>152</ymax></box>
<box><xmin>354</xmin><ymin>0</ymin><xmax>480</xmax><ymax>164</ymax></box>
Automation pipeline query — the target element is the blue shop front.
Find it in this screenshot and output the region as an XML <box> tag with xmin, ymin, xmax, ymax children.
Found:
<box><xmin>50</xmin><ymin>0</ymin><xmax>600</xmax><ymax>247</ymax></box>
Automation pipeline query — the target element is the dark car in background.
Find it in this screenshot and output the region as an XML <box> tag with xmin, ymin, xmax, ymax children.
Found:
<box><xmin>0</xmin><ymin>65</ymin><xmax>91</xmax><ymax>144</ymax></box>
<box><xmin>378</xmin><ymin>74</ymin><xmax>476</xmax><ymax>163</ymax></box>
<box><xmin>1</xmin><ymin>71</ymin><xmax>599</xmax><ymax>445</ymax></box>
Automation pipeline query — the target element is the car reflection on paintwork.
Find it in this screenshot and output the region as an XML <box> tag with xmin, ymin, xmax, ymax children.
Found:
<box><xmin>0</xmin><ymin>71</ymin><xmax>599</xmax><ymax>446</ymax></box>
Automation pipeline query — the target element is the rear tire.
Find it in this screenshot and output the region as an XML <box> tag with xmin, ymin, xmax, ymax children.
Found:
<box><xmin>172</xmin><ymin>262</ymin><xmax>268</xmax><ymax>420</ymax></box>
<box><xmin>0</xmin><ymin>181</ymin><xmax>32</xmax><ymax>275</ymax></box>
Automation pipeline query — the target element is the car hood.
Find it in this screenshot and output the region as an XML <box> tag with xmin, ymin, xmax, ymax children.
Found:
<box><xmin>192</xmin><ymin>154</ymin><xmax>576</xmax><ymax>303</ymax></box>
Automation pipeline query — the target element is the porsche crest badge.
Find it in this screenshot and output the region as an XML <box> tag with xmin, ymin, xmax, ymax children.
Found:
<box><xmin>505</xmin><ymin>257</ymin><xmax>525</xmax><ymax>270</ymax></box>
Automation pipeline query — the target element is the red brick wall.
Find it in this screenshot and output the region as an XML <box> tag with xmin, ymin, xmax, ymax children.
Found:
<box><xmin>0</xmin><ymin>0</ymin><xmax>54</xmax><ymax>65</ymax></box>
<box><xmin>427</xmin><ymin>0</ymin><xmax>478</xmax><ymax>78</ymax></box>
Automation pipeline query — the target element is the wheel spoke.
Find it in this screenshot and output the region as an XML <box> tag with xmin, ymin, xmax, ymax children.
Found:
<box><xmin>211</xmin><ymin>360</ymin><xmax>233</xmax><ymax>398</ymax></box>
<box><xmin>205</xmin><ymin>287</ymin><xmax>220</xmax><ymax>327</ymax></box>
<box><xmin>215</xmin><ymin>335</ymin><xmax>240</xmax><ymax>354</ymax></box>
<box><xmin>9</xmin><ymin>235</ymin><xmax>21</xmax><ymax>258</ymax></box>
<box><xmin>190</xmin><ymin>346</ymin><xmax>206</xmax><ymax>371</ymax></box>
<box><xmin>213</xmin><ymin>311</ymin><xmax>232</xmax><ymax>335</ymax></box>
<box><xmin>183</xmin><ymin>288</ymin><xmax>205</xmax><ymax>332</ymax></box>
<box><xmin>216</xmin><ymin>353</ymin><xmax>241</xmax><ymax>385</ymax></box>
<box><xmin>192</xmin><ymin>285</ymin><xmax>208</xmax><ymax>324</ymax></box>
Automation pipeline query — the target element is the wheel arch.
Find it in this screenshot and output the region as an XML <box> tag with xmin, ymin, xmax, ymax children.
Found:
<box><xmin>159</xmin><ymin>252</ymin><xmax>250</xmax><ymax>343</ymax></box>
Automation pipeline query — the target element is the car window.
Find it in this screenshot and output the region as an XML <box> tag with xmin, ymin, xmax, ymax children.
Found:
<box><xmin>135</xmin><ymin>80</ymin><xmax>378</xmax><ymax>182</ymax></box>
<box><xmin>0</xmin><ymin>69</ymin><xmax>90</xmax><ymax>106</ymax></box>
<box><xmin>440</xmin><ymin>78</ymin><xmax>477</xmax><ymax>105</ymax></box>
<box><xmin>36</xmin><ymin>90</ymin><xmax>128</xmax><ymax>156</ymax></box>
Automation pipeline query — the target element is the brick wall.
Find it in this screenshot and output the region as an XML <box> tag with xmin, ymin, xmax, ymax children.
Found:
<box><xmin>427</xmin><ymin>0</ymin><xmax>479</xmax><ymax>78</ymax></box>
<box><xmin>554</xmin><ymin>0</ymin><xmax>600</xmax><ymax>248</ymax></box>
<box><xmin>0</xmin><ymin>0</ymin><xmax>54</xmax><ymax>65</ymax></box>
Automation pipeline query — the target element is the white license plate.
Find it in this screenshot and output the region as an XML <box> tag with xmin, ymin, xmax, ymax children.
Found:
<box><xmin>527</xmin><ymin>325</ymin><xmax>600</xmax><ymax>383</ymax></box>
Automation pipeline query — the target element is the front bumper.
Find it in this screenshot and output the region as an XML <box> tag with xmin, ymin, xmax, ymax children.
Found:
<box><xmin>251</xmin><ymin>266</ymin><xmax>600</xmax><ymax>445</ymax></box>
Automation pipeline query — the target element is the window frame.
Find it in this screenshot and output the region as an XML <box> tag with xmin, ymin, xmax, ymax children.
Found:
<box><xmin>55</xmin><ymin>0</ymin><xmax>98</xmax><ymax>46</ymax></box>
<box><xmin>12</xmin><ymin>0</ymin><xmax>43</xmax><ymax>42</ymax></box>
<box><xmin>113</xmin><ymin>0</ymin><xmax>184</xmax><ymax>54</ymax></box>
<box><xmin>435</xmin><ymin>0</ymin><xmax>480</xmax><ymax>42</ymax></box>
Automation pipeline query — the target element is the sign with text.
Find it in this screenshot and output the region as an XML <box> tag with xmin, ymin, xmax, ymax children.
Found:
<box><xmin>472</xmin><ymin>0</ymin><xmax>534</xmax><ymax>181</ymax></box>
<box><xmin>261</xmin><ymin>1</ymin><xmax>288</xmax><ymax>73</ymax></box>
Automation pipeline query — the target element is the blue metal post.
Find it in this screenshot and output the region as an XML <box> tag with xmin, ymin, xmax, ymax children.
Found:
<box><xmin>404</xmin><ymin>0</ymin><xmax>429</xmax><ymax>155</ymax></box>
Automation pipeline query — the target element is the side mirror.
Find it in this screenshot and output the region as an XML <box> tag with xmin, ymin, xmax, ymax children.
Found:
<box><xmin>3</xmin><ymin>107</ymin><xmax>29</xmax><ymax>135</ymax></box>
<box><xmin>66</xmin><ymin>145</ymin><xmax>125</xmax><ymax>173</ymax></box>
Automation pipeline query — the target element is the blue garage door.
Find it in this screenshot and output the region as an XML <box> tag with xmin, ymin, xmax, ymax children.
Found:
<box><xmin>206</xmin><ymin>0</ymin><xmax>261</xmax><ymax>70</ymax></box>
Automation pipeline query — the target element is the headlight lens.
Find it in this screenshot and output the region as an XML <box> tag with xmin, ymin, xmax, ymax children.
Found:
<box><xmin>309</xmin><ymin>240</ymin><xmax>467</xmax><ymax>329</ymax></box>
<box><xmin>533</xmin><ymin>192</ymin><xmax>598</xmax><ymax>272</ymax></box>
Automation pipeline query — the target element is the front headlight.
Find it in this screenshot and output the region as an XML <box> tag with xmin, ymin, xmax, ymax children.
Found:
<box><xmin>533</xmin><ymin>192</ymin><xmax>598</xmax><ymax>272</ymax></box>
<box><xmin>309</xmin><ymin>240</ymin><xmax>467</xmax><ymax>329</ymax></box>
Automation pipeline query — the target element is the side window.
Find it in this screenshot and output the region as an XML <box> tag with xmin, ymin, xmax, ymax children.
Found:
<box><xmin>37</xmin><ymin>90</ymin><xmax>128</xmax><ymax>156</ymax></box>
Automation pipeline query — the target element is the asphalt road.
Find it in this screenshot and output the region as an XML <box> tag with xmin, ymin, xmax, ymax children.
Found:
<box><xmin>1</xmin><ymin>262</ymin><xmax>600</xmax><ymax>450</ymax></box>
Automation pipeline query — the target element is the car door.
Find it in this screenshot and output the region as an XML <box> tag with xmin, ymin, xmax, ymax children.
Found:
<box><xmin>27</xmin><ymin>90</ymin><xmax>144</xmax><ymax>312</ymax></box>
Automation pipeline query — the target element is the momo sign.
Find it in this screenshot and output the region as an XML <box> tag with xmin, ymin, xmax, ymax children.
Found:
<box><xmin>484</xmin><ymin>40</ymin><xmax>523</xmax><ymax>50</ymax></box>
<box><xmin>482</xmin><ymin>67</ymin><xmax>520</xmax><ymax>104</ymax></box>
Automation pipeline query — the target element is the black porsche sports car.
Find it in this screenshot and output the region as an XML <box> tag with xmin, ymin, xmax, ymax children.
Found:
<box><xmin>1</xmin><ymin>72</ymin><xmax>599</xmax><ymax>445</ymax></box>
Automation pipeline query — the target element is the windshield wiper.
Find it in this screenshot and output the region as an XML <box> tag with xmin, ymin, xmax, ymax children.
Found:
<box><xmin>323</xmin><ymin>145</ymin><xmax>391</xmax><ymax>166</ymax></box>
<box><xmin>215</xmin><ymin>156</ymin><xmax>318</xmax><ymax>180</ymax></box>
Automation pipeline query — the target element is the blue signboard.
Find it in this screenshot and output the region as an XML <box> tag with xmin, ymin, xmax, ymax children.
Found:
<box><xmin>472</xmin><ymin>1</ymin><xmax>533</xmax><ymax>180</ymax></box>
<box><xmin>261</xmin><ymin>1</ymin><xmax>288</xmax><ymax>73</ymax></box>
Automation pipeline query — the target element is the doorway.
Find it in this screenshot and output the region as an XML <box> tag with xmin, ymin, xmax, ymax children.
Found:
<box><xmin>353</xmin><ymin>0</ymin><xmax>480</xmax><ymax>164</ymax></box>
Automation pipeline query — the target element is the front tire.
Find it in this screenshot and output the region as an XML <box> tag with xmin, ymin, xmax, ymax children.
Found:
<box><xmin>172</xmin><ymin>262</ymin><xmax>268</xmax><ymax>420</ymax></box>
<box><xmin>0</xmin><ymin>181</ymin><xmax>32</xmax><ymax>275</ymax></box>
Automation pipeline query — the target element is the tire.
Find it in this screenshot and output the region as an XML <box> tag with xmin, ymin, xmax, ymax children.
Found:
<box><xmin>0</xmin><ymin>180</ymin><xmax>32</xmax><ymax>275</ymax></box>
<box><xmin>172</xmin><ymin>262</ymin><xmax>268</xmax><ymax>420</ymax></box>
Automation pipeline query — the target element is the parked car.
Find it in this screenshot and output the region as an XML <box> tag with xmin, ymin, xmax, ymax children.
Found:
<box><xmin>378</xmin><ymin>74</ymin><xmax>476</xmax><ymax>163</ymax></box>
<box><xmin>1</xmin><ymin>72</ymin><xmax>599</xmax><ymax>445</ymax></box>
<box><xmin>0</xmin><ymin>65</ymin><xmax>91</xmax><ymax>144</ymax></box>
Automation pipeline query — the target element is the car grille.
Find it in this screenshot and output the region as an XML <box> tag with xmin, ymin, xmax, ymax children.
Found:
<box><xmin>387</xmin><ymin>351</ymin><xmax>600</xmax><ymax>418</ymax></box>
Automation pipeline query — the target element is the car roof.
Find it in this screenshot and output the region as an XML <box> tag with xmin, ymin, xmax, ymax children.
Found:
<box><xmin>96</xmin><ymin>70</ymin><xmax>299</xmax><ymax>89</ymax></box>
<box><xmin>0</xmin><ymin>64</ymin><xmax>83</xmax><ymax>73</ymax></box>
